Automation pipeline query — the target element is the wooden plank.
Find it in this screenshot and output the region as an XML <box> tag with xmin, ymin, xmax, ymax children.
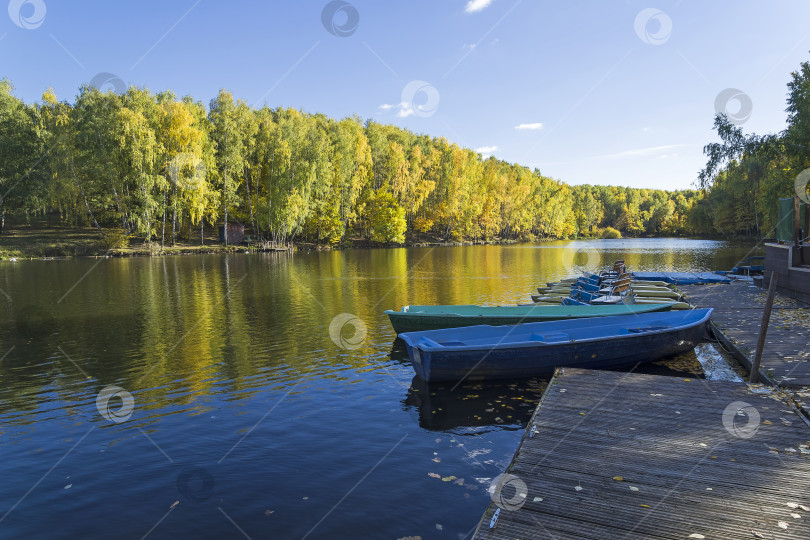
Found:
<box><xmin>473</xmin><ymin>369</ymin><xmax>810</xmax><ymax>540</ymax></box>
<box><xmin>681</xmin><ymin>281</ymin><xmax>810</xmax><ymax>387</ymax></box>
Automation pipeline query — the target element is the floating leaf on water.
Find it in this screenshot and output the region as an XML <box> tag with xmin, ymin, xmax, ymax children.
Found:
<box><xmin>435</xmin><ymin>524</ymin><xmax>443</xmax><ymax>531</ymax></box>
<box><xmin>778</xmin><ymin>521</ymin><xmax>788</xmax><ymax>529</ymax></box>
<box><xmin>442</xmin><ymin>476</ymin><xmax>456</xmax><ymax>482</ymax></box>
<box><xmin>428</xmin><ymin>473</ymin><xmax>440</xmax><ymax>479</ymax></box>
<box><xmin>432</xmin><ymin>457</ymin><xmax>441</xmax><ymax>463</ymax></box>
<box><xmin>170</xmin><ymin>501</ymin><xmax>179</xmax><ymax>509</ymax></box>
<box><xmin>533</xmin><ymin>497</ymin><xmax>543</xmax><ymax>502</ymax></box>
<box><xmin>612</xmin><ymin>476</ymin><xmax>624</xmax><ymax>482</ymax></box>
<box><xmin>706</xmin><ymin>488</ymin><xmax>713</xmax><ymax>491</ymax></box>
<box><xmin>699</xmin><ymin>443</ymin><xmax>707</xmax><ymax>447</ymax></box>
<box><xmin>302</xmin><ymin>497</ymin><xmax>309</xmax><ymax>500</ymax></box>
<box><xmin>264</xmin><ymin>509</ymin><xmax>273</xmax><ymax>515</ymax></box>
<box><xmin>629</xmin><ymin>486</ymin><xmax>639</xmax><ymax>492</ymax></box>
<box><xmin>787</xmin><ymin>502</ymin><xmax>799</xmax><ymax>509</ymax></box>
<box><xmin>791</xmin><ymin>513</ymin><xmax>801</xmax><ymax>519</ymax></box>
<box><xmin>762</xmin><ymin>420</ymin><xmax>773</xmax><ymax>425</ymax></box>
<box><xmin>63</xmin><ymin>484</ymin><xmax>72</xmax><ymax>490</ymax></box>
<box><xmin>574</xmin><ymin>486</ymin><xmax>583</xmax><ymax>491</ymax></box>
<box><xmin>684</xmin><ymin>379</ymin><xmax>691</xmax><ymax>382</ymax></box>
<box><xmin>579</xmin><ymin>412</ymin><xmax>586</xmax><ymax>416</ymax></box>
<box><xmin>751</xmin><ymin>530</ymin><xmax>764</xmax><ymax>538</ymax></box>
<box><xmin>640</xmin><ymin>504</ymin><xmax>650</xmax><ymax>508</ymax></box>
<box><xmin>799</xmin><ymin>504</ymin><xmax>810</xmax><ymax>511</ymax></box>
<box><xmin>688</xmin><ymin>534</ymin><xmax>706</xmax><ymax>539</ymax></box>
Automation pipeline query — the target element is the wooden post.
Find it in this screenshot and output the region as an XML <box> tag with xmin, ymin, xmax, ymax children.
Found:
<box><xmin>750</xmin><ymin>271</ymin><xmax>779</xmax><ymax>383</ymax></box>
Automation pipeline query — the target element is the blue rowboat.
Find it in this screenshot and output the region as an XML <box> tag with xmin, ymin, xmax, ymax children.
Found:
<box><xmin>399</xmin><ymin>309</ymin><xmax>713</xmax><ymax>382</ymax></box>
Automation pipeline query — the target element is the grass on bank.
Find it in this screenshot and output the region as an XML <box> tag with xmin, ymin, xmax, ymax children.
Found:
<box><xmin>0</xmin><ymin>224</ymin><xmax>250</xmax><ymax>259</ymax></box>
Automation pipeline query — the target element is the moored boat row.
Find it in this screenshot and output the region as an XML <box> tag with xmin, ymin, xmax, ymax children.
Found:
<box><xmin>385</xmin><ymin>261</ymin><xmax>713</xmax><ymax>382</ymax></box>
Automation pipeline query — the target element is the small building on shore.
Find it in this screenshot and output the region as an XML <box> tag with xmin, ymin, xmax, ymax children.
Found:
<box><xmin>219</xmin><ymin>223</ymin><xmax>245</xmax><ymax>244</ymax></box>
<box><xmin>763</xmin><ymin>196</ymin><xmax>809</xmax><ymax>304</ymax></box>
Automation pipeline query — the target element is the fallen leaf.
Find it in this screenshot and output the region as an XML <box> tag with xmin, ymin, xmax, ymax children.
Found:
<box><xmin>791</xmin><ymin>513</ymin><xmax>801</xmax><ymax>519</ymax></box>
<box><xmin>800</xmin><ymin>504</ymin><xmax>810</xmax><ymax>511</ymax></box>
<box><xmin>612</xmin><ymin>476</ymin><xmax>624</xmax><ymax>482</ymax></box>
<box><xmin>170</xmin><ymin>501</ymin><xmax>179</xmax><ymax>509</ymax></box>
<box><xmin>688</xmin><ymin>535</ymin><xmax>706</xmax><ymax>539</ymax></box>
<box><xmin>435</xmin><ymin>524</ymin><xmax>443</xmax><ymax>531</ymax></box>
<box><xmin>762</xmin><ymin>420</ymin><xmax>773</xmax><ymax>425</ymax></box>
<box><xmin>629</xmin><ymin>486</ymin><xmax>639</xmax><ymax>492</ymax></box>
<box><xmin>432</xmin><ymin>457</ymin><xmax>441</xmax><ymax>463</ymax></box>
<box><xmin>751</xmin><ymin>530</ymin><xmax>764</xmax><ymax>538</ymax></box>
<box><xmin>684</xmin><ymin>378</ymin><xmax>691</xmax><ymax>382</ymax></box>
<box><xmin>787</xmin><ymin>502</ymin><xmax>799</xmax><ymax>509</ymax></box>
<box><xmin>778</xmin><ymin>521</ymin><xmax>788</xmax><ymax>529</ymax></box>
<box><xmin>63</xmin><ymin>484</ymin><xmax>72</xmax><ymax>490</ymax></box>
<box><xmin>441</xmin><ymin>476</ymin><xmax>456</xmax><ymax>482</ymax></box>
<box><xmin>264</xmin><ymin>509</ymin><xmax>273</xmax><ymax>515</ymax></box>
<box><xmin>533</xmin><ymin>497</ymin><xmax>543</xmax><ymax>502</ymax></box>
<box><xmin>640</xmin><ymin>504</ymin><xmax>650</xmax><ymax>508</ymax></box>
<box><xmin>428</xmin><ymin>473</ymin><xmax>440</xmax><ymax>479</ymax></box>
<box><xmin>574</xmin><ymin>486</ymin><xmax>583</xmax><ymax>491</ymax></box>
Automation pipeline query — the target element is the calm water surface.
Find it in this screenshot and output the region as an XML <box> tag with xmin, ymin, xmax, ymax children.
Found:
<box><xmin>0</xmin><ymin>239</ymin><xmax>758</xmax><ymax>539</ymax></box>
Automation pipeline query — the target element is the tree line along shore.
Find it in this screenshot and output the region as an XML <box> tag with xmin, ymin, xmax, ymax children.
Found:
<box><xmin>1</xmin><ymin>54</ymin><xmax>809</xmax><ymax>258</ymax></box>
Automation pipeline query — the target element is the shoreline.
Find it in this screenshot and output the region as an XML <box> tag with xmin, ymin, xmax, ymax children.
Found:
<box><xmin>0</xmin><ymin>227</ymin><xmax>753</xmax><ymax>261</ymax></box>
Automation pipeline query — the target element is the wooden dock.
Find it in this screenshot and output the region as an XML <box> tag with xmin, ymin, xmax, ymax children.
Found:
<box><xmin>473</xmin><ymin>368</ymin><xmax>810</xmax><ymax>540</ymax></box>
<box><xmin>680</xmin><ymin>281</ymin><xmax>810</xmax><ymax>388</ymax></box>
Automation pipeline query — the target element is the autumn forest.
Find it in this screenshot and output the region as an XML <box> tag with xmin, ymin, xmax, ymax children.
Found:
<box><xmin>1</xmin><ymin>55</ymin><xmax>809</xmax><ymax>250</ymax></box>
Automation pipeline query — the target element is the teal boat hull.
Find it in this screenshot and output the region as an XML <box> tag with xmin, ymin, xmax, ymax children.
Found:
<box><xmin>385</xmin><ymin>303</ymin><xmax>672</xmax><ymax>334</ymax></box>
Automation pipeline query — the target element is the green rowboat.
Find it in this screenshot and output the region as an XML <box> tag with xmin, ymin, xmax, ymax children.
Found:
<box><xmin>385</xmin><ymin>303</ymin><xmax>673</xmax><ymax>334</ymax></box>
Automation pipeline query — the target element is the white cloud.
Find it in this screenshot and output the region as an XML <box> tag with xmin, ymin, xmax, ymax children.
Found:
<box><xmin>465</xmin><ymin>0</ymin><xmax>494</xmax><ymax>14</ymax></box>
<box><xmin>596</xmin><ymin>144</ymin><xmax>686</xmax><ymax>159</ymax></box>
<box><xmin>476</xmin><ymin>145</ymin><xmax>498</xmax><ymax>156</ymax></box>
<box><xmin>515</xmin><ymin>122</ymin><xmax>544</xmax><ymax>131</ymax></box>
<box><xmin>379</xmin><ymin>102</ymin><xmax>415</xmax><ymax>117</ymax></box>
<box><xmin>396</xmin><ymin>106</ymin><xmax>415</xmax><ymax>118</ymax></box>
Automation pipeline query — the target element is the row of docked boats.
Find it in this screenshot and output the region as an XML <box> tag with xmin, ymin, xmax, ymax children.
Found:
<box><xmin>385</xmin><ymin>261</ymin><xmax>713</xmax><ymax>382</ymax></box>
<box><xmin>530</xmin><ymin>261</ymin><xmax>693</xmax><ymax>309</ymax></box>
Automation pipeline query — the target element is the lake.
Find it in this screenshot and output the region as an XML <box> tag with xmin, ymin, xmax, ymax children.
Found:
<box><xmin>0</xmin><ymin>238</ymin><xmax>759</xmax><ymax>539</ymax></box>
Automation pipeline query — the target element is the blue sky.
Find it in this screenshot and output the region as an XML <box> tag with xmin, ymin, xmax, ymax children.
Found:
<box><xmin>2</xmin><ymin>0</ymin><xmax>809</xmax><ymax>190</ymax></box>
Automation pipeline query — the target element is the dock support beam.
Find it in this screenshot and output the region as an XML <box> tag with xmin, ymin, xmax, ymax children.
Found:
<box><xmin>750</xmin><ymin>271</ymin><xmax>778</xmax><ymax>383</ymax></box>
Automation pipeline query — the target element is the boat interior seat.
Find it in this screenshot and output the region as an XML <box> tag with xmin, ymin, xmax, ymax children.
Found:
<box><xmin>622</xmin><ymin>321</ymin><xmax>670</xmax><ymax>334</ymax></box>
<box><xmin>418</xmin><ymin>337</ymin><xmax>443</xmax><ymax>348</ymax></box>
<box><xmin>530</xmin><ymin>331</ymin><xmax>570</xmax><ymax>342</ymax></box>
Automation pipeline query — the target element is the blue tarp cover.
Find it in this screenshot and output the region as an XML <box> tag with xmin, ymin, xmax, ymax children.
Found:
<box><xmin>631</xmin><ymin>271</ymin><xmax>732</xmax><ymax>285</ymax></box>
